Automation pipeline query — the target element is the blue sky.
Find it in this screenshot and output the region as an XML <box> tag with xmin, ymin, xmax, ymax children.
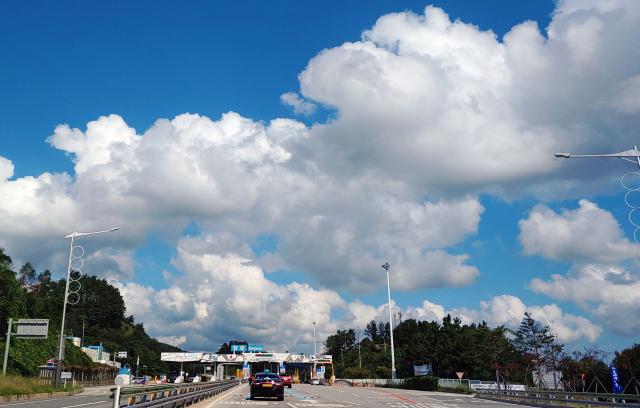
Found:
<box><xmin>2</xmin><ymin>0</ymin><xmax>640</xmax><ymax>355</ymax></box>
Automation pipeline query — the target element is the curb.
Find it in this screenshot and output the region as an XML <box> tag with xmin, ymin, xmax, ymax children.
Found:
<box><xmin>1</xmin><ymin>388</ymin><xmax>84</xmax><ymax>402</ymax></box>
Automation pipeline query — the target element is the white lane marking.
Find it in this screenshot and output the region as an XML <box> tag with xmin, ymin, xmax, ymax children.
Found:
<box><xmin>63</xmin><ymin>402</ymin><xmax>108</xmax><ymax>408</ymax></box>
<box><xmin>287</xmin><ymin>403</ymin><xmax>299</xmax><ymax>408</ymax></box>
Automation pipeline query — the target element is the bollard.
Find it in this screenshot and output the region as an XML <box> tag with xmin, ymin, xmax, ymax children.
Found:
<box><xmin>112</xmin><ymin>385</ymin><xmax>121</xmax><ymax>408</ymax></box>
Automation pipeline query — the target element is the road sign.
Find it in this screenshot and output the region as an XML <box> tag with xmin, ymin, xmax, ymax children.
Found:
<box><xmin>117</xmin><ymin>351</ymin><xmax>127</xmax><ymax>358</ymax></box>
<box><xmin>456</xmin><ymin>372</ymin><xmax>464</xmax><ymax>379</ymax></box>
<box><xmin>231</xmin><ymin>345</ymin><xmax>247</xmax><ymax>352</ymax></box>
<box><xmin>15</xmin><ymin>319</ymin><xmax>49</xmax><ymax>339</ymax></box>
<box><xmin>61</xmin><ymin>372</ymin><xmax>72</xmax><ymax>379</ymax></box>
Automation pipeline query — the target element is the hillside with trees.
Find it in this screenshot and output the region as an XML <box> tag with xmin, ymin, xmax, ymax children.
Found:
<box><xmin>0</xmin><ymin>248</ymin><xmax>181</xmax><ymax>378</ymax></box>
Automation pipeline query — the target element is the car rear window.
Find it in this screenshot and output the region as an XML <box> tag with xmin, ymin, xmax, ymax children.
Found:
<box><xmin>255</xmin><ymin>374</ymin><xmax>280</xmax><ymax>379</ymax></box>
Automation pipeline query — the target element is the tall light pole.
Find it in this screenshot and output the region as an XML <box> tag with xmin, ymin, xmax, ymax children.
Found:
<box><xmin>54</xmin><ymin>227</ymin><xmax>119</xmax><ymax>388</ymax></box>
<box><xmin>312</xmin><ymin>321</ymin><xmax>317</xmax><ymax>355</ymax></box>
<box><xmin>382</xmin><ymin>262</ymin><xmax>396</xmax><ymax>379</ymax></box>
<box><xmin>312</xmin><ymin>321</ymin><xmax>317</xmax><ymax>380</ymax></box>
<box><xmin>356</xmin><ymin>326</ymin><xmax>361</xmax><ymax>368</ymax></box>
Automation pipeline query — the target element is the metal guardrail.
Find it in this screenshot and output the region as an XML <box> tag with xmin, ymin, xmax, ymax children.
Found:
<box><xmin>476</xmin><ymin>389</ymin><xmax>640</xmax><ymax>407</ymax></box>
<box><xmin>110</xmin><ymin>379</ymin><xmax>237</xmax><ymax>408</ymax></box>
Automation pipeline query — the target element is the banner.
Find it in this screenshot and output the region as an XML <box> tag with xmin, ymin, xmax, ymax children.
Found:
<box><xmin>413</xmin><ymin>363</ymin><xmax>430</xmax><ymax>376</ymax></box>
<box><xmin>610</xmin><ymin>365</ymin><xmax>622</xmax><ymax>394</ymax></box>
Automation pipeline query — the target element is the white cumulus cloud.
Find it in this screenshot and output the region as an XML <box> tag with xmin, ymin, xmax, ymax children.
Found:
<box><xmin>518</xmin><ymin>200</ymin><xmax>638</xmax><ymax>262</ymax></box>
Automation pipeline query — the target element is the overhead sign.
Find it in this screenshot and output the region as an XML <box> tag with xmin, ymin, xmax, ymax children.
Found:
<box><xmin>231</xmin><ymin>345</ymin><xmax>247</xmax><ymax>352</ymax></box>
<box><xmin>15</xmin><ymin>319</ymin><xmax>49</xmax><ymax>339</ymax></box>
<box><xmin>247</xmin><ymin>345</ymin><xmax>263</xmax><ymax>352</ymax></box>
<box><xmin>456</xmin><ymin>372</ymin><xmax>464</xmax><ymax>379</ymax></box>
<box><xmin>117</xmin><ymin>352</ymin><xmax>127</xmax><ymax>358</ymax></box>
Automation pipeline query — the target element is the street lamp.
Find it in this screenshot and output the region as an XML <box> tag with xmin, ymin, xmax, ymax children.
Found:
<box><xmin>556</xmin><ymin>146</ymin><xmax>640</xmax><ymax>248</ymax></box>
<box><xmin>54</xmin><ymin>227</ymin><xmax>119</xmax><ymax>388</ymax></box>
<box><xmin>312</xmin><ymin>321</ymin><xmax>316</xmax><ymax>355</ymax></box>
<box><xmin>381</xmin><ymin>262</ymin><xmax>396</xmax><ymax>380</ymax></box>
<box><xmin>555</xmin><ymin>147</ymin><xmax>640</xmax><ymax>167</ymax></box>
<box><xmin>312</xmin><ymin>321</ymin><xmax>317</xmax><ymax>380</ymax></box>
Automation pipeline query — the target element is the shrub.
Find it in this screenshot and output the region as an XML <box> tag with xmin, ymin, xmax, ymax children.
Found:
<box><xmin>400</xmin><ymin>375</ymin><xmax>439</xmax><ymax>391</ymax></box>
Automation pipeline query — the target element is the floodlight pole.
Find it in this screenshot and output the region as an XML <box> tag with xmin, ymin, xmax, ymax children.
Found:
<box><xmin>382</xmin><ymin>262</ymin><xmax>396</xmax><ymax>380</ymax></box>
<box><xmin>54</xmin><ymin>228</ymin><xmax>119</xmax><ymax>388</ymax></box>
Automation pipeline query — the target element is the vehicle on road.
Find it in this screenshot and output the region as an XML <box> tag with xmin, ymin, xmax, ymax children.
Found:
<box><xmin>310</xmin><ymin>378</ymin><xmax>319</xmax><ymax>385</ymax></box>
<box><xmin>132</xmin><ymin>377</ymin><xmax>146</xmax><ymax>384</ymax></box>
<box><xmin>280</xmin><ymin>374</ymin><xmax>292</xmax><ymax>388</ymax></box>
<box><xmin>250</xmin><ymin>372</ymin><xmax>284</xmax><ymax>401</ymax></box>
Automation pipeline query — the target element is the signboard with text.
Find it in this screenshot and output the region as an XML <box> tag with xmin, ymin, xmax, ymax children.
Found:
<box><xmin>247</xmin><ymin>345</ymin><xmax>263</xmax><ymax>352</ymax></box>
<box><xmin>231</xmin><ymin>345</ymin><xmax>247</xmax><ymax>352</ymax></box>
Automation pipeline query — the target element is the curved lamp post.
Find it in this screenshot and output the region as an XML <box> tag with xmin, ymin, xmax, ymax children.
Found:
<box><xmin>54</xmin><ymin>227</ymin><xmax>119</xmax><ymax>388</ymax></box>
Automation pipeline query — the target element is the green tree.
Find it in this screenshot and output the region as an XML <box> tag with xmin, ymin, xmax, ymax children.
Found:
<box><xmin>510</xmin><ymin>312</ymin><xmax>556</xmax><ymax>384</ymax></box>
<box><xmin>18</xmin><ymin>262</ymin><xmax>37</xmax><ymax>288</ymax></box>
<box><xmin>0</xmin><ymin>248</ymin><xmax>26</xmax><ymax>329</ymax></box>
<box><xmin>364</xmin><ymin>320</ymin><xmax>378</xmax><ymax>342</ymax></box>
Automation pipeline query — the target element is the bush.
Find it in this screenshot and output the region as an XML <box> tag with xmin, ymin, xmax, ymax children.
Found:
<box><xmin>400</xmin><ymin>375</ymin><xmax>439</xmax><ymax>391</ymax></box>
<box><xmin>343</xmin><ymin>367</ymin><xmax>374</xmax><ymax>379</ymax></box>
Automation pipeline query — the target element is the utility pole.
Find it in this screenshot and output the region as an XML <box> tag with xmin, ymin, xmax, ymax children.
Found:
<box><xmin>81</xmin><ymin>316</ymin><xmax>85</xmax><ymax>348</ymax></box>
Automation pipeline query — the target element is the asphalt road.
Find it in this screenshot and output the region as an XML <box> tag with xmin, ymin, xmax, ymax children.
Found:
<box><xmin>0</xmin><ymin>383</ymin><xmax>516</xmax><ymax>408</ymax></box>
<box><xmin>0</xmin><ymin>386</ymin><xmax>113</xmax><ymax>408</ymax></box>
<box><xmin>201</xmin><ymin>384</ymin><xmax>515</xmax><ymax>408</ymax></box>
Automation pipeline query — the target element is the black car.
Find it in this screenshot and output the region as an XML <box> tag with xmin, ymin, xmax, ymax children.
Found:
<box><xmin>250</xmin><ymin>372</ymin><xmax>285</xmax><ymax>401</ymax></box>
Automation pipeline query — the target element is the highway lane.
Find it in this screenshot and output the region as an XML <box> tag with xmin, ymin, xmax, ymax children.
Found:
<box><xmin>0</xmin><ymin>393</ymin><xmax>111</xmax><ymax>408</ymax></box>
<box><xmin>200</xmin><ymin>383</ymin><xmax>516</xmax><ymax>408</ymax></box>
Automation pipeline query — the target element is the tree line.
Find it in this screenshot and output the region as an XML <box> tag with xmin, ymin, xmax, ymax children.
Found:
<box><xmin>0</xmin><ymin>248</ymin><xmax>181</xmax><ymax>378</ymax></box>
<box><xmin>324</xmin><ymin>313</ymin><xmax>640</xmax><ymax>392</ymax></box>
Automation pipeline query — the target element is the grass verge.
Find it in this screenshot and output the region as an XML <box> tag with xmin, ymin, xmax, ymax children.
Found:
<box><xmin>0</xmin><ymin>375</ymin><xmax>80</xmax><ymax>397</ymax></box>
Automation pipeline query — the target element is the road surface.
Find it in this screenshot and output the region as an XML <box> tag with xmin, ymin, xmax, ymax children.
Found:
<box><xmin>198</xmin><ymin>384</ymin><xmax>514</xmax><ymax>408</ymax></box>
<box><xmin>0</xmin><ymin>385</ymin><xmax>112</xmax><ymax>408</ymax></box>
<box><xmin>0</xmin><ymin>383</ymin><xmax>515</xmax><ymax>408</ymax></box>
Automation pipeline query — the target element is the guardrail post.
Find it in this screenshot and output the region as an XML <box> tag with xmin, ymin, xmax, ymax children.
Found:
<box><xmin>112</xmin><ymin>386</ymin><xmax>121</xmax><ymax>408</ymax></box>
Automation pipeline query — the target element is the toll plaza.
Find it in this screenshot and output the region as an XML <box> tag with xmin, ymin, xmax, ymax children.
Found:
<box><xmin>160</xmin><ymin>352</ymin><xmax>334</xmax><ymax>383</ymax></box>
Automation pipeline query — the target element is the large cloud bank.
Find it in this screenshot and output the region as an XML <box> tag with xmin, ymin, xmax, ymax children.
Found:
<box><xmin>1</xmin><ymin>0</ymin><xmax>639</xmax><ymax>349</ymax></box>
